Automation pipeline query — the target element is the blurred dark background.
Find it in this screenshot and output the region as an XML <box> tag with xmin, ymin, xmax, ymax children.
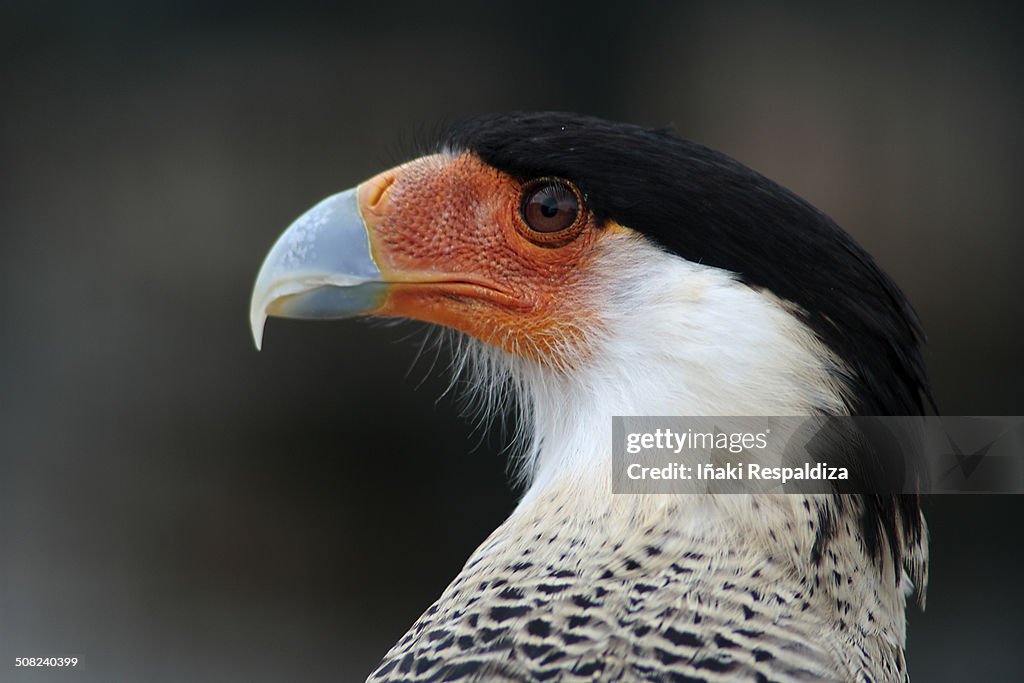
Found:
<box><xmin>2</xmin><ymin>1</ymin><xmax>1022</xmax><ymax>680</ymax></box>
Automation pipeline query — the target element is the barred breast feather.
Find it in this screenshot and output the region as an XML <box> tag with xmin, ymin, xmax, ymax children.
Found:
<box><xmin>369</xmin><ymin>492</ymin><xmax>917</xmax><ymax>683</ymax></box>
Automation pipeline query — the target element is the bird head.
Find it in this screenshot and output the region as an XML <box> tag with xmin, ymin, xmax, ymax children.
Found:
<box><xmin>252</xmin><ymin>112</ymin><xmax>929</xmax><ymax>415</ymax></box>
<box><xmin>251</xmin><ymin>150</ymin><xmax>609</xmax><ymax>370</ymax></box>
<box><xmin>251</xmin><ymin>113</ymin><xmax>930</xmax><ymax>583</ymax></box>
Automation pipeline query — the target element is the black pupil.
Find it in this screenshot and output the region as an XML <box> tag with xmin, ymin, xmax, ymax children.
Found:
<box><xmin>540</xmin><ymin>195</ymin><xmax>560</xmax><ymax>218</ymax></box>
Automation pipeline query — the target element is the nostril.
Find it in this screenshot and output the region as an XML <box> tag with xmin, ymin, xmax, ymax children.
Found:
<box><xmin>363</xmin><ymin>172</ymin><xmax>397</xmax><ymax>210</ymax></box>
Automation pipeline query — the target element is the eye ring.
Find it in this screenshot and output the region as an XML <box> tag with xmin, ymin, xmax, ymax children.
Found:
<box><xmin>518</xmin><ymin>177</ymin><xmax>586</xmax><ymax>245</ymax></box>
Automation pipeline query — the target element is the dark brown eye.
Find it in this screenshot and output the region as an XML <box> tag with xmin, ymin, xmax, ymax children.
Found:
<box><xmin>521</xmin><ymin>179</ymin><xmax>581</xmax><ymax>236</ymax></box>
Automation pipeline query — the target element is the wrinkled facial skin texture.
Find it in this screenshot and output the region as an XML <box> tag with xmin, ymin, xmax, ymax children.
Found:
<box><xmin>360</xmin><ymin>153</ymin><xmax>621</xmax><ymax>365</ymax></box>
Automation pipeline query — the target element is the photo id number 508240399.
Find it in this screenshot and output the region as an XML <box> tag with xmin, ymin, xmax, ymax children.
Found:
<box><xmin>14</xmin><ymin>657</ymin><xmax>79</xmax><ymax>668</ymax></box>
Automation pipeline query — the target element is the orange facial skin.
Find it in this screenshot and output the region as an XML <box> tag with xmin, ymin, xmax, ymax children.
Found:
<box><xmin>356</xmin><ymin>152</ymin><xmax>621</xmax><ymax>366</ymax></box>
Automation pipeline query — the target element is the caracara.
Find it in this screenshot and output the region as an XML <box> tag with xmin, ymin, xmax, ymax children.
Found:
<box><xmin>251</xmin><ymin>112</ymin><xmax>929</xmax><ymax>682</ymax></box>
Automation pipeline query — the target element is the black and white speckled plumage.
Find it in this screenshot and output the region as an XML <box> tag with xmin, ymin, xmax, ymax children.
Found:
<box><xmin>370</xmin><ymin>492</ymin><xmax>915</xmax><ymax>683</ymax></box>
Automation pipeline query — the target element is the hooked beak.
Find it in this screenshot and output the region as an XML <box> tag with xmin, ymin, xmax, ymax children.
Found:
<box><xmin>249</xmin><ymin>186</ymin><xmax>385</xmax><ymax>350</ymax></box>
